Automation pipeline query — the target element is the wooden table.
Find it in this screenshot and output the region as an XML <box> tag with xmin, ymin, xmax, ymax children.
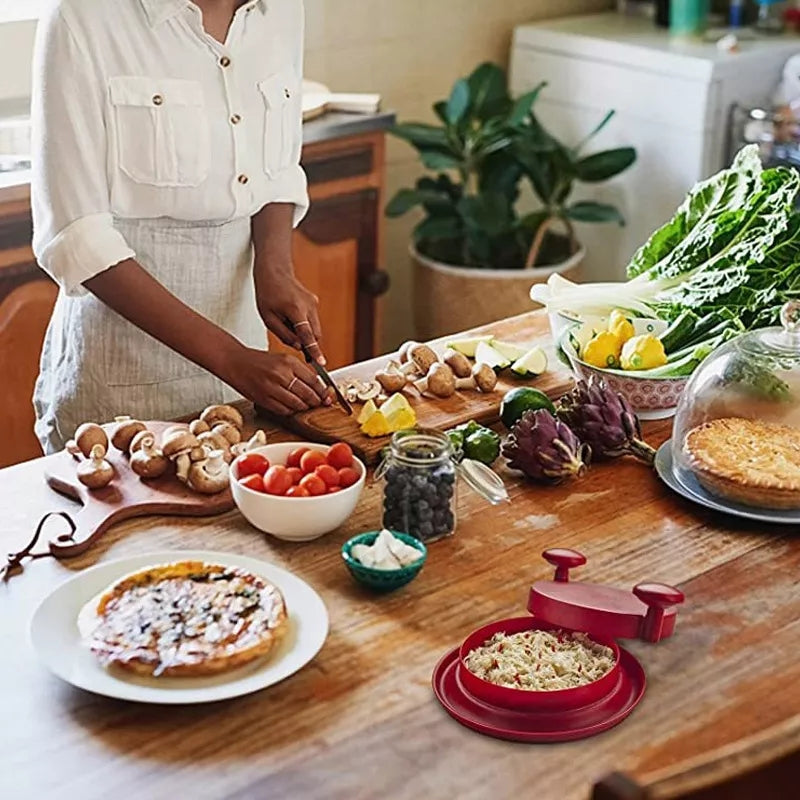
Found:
<box><xmin>2</xmin><ymin>322</ymin><xmax>799</xmax><ymax>800</ymax></box>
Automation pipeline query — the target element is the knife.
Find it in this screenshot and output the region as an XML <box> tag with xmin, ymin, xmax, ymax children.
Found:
<box><xmin>300</xmin><ymin>344</ymin><xmax>353</xmax><ymax>415</ymax></box>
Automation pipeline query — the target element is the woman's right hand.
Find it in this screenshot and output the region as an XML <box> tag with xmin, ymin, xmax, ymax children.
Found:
<box><xmin>225</xmin><ymin>347</ymin><xmax>331</xmax><ymax>416</ymax></box>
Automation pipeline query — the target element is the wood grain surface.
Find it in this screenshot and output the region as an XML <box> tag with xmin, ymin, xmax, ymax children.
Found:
<box><xmin>281</xmin><ymin>313</ymin><xmax>573</xmax><ymax>463</ymax></box>
<box><xmin>42</xmin><ymin>421</ymin><xmax>233</xmax><ymax>559</ymax></box>
<box><xmin>1</xmin><ymin>314</ymin><xmax>799</xmax><ymax>800</ymax></box>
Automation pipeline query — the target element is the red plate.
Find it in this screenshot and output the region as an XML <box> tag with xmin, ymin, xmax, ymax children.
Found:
<box><xmin>432</xmin><ymin>646</ymin><xmax>646</xmax><ymax>743</ymax></box>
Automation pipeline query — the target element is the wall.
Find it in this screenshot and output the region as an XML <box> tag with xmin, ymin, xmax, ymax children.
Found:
<box><xmin>0</xmin><ymin>0</ymin><xmax>612</xmax><ymax>351</ymax></box>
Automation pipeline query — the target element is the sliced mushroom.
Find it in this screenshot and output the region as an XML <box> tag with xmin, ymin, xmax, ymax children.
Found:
<box><xmin>414</xmin><ymin>362</ymin><xmax>456</xmax><ymax>398</ymax></box>
<box><xmin>187</xmin><ymin>449</ymin><xmax>230</xmax><ymax>494</ymax></box>
<box><xmin>128</xmin><ymin>429</ymin><xmax>154</xmax><ymax>455</ymax></box>
<box><xmin>200</xmin><ymin>404</ymin><xmax>244</xmax><ymax>431</ymax></box>
<box><xmin>130</xmin><ymin>433</ymin><xmax>169</xmax><ymax>479</ymax></box>
<box><xmin>443</xmin><ymin>349</ymin><xmax>472</xmax><ymax>379</ymax></box>
<box><xmin>400</xmin><ymin>343</ymin><xmax>439</xmax><ymax>377</ymax></box>
<box><xmin>356</xmin><ymin>381</ymin><xmax>381</xmax><ymax>402</ymax></box>
<box><xmin>375</xmin><ymin>360</ymin><xmax>406</xmax><ymax>394</ymax></box>
<box><xmin>189</xmin><ymin>419</ymin><xmax>210</xmax><ymax>436</ymax></box>
<box><xmin>231</xmin><ymin>429</ymin><xmax>268</xmax><ymax>457</ymax></box>
<box><xmin>455</xmin><ymin>362</ymin><xmax>498</xmax><ymax>393</ymax></box>
<box><xmin>211</xmin><ymin>421</ymin><xmax>241</xmax><ymax>446</ymax></box>
<box><xmin>77</xmin><ymin>444</ymin><xmax>114</xmax><ymax>489</ymax></box>
<box><xmin>111</xmin><ymin>418</ymin><xmax>147</xmax><ymax>452</ymax></box>
<box><xmin>74</xmin><ymin>422</ymin><xmax>109</xmax><ymax>458</ymax></box>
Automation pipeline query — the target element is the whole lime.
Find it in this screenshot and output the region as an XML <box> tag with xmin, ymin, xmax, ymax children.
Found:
<box><xmin>500</xmin><ymin>387</ymin><xmax>556</xmax><ymax>429</ymax></box>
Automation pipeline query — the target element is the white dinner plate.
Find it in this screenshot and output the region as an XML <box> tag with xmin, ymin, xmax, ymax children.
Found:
<box><xmin>30</xmin><ymin>550</ymin><xmax>329</xmax><ymax>704</ymax></box>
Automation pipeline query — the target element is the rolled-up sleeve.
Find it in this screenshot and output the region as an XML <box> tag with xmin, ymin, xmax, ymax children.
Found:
<box><xmin>31</xmin><ymin>8</ymin><xmax>134</xmax><ymax>296</ymax></box>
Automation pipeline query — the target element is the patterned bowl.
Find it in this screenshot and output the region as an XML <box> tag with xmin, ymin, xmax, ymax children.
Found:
<box><xmin>560</xmin><ymin>318</ymin><xmax>687</xmax><ymax>420</ymax></box>
<box><xmin>341</xmin><ymin>531</ymin><xmax>427</xmax><ymax>593</ymax></box>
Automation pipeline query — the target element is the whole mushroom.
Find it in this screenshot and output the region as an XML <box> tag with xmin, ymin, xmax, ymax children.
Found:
<box><xmin>375</xmin><ymin>361</ymin><xmax>406</xmax><ymax>394</ymax></box>
<box><xmin>161</xmin><ymin>429</ymin><xmax>200</xmax><ymax>483</ymax></box>
<box><xmin>77</xmin><ymin>444</ymin><xmax>114</xmax><ymax>489</ymax></box>
<box><xmin>189</xmin><ymin>419</ymin><xmax>210</xmax><ymax>436</ymax></box>
<box><xmin>443</xmin><ymin>349</ymin><xmax>472</xmax><ymax>379</ymax></box>
<box><xmin>111</xmin><ymin>417</ymin><xmax>147</xmax><ymax>452</ymax></box>
<box><xmin>73</xmin><ymin>422</ymin><xmax>109</xmax><ymax>458</ymax></box>
<box><xmin>399</xmin><ymin>343</ymin><xmax>438</xmax><ymax>377</ymax></box>
<box><xmin>455</xmin><ymin>362</ymin><xmax>498</xmax><ymax>393</ymax></box>
<box><xmin>200</xmin><ymin>404</ymin><xmax>244</xmax><ymax>431</ymax></box>
<box><xmin>414</xmin><ymin>362</ymin><xmax>456</xmax><ymax>398</ymax></box>
<box><xmin>231</xmin><ymin>429</ymin><xmax>268</xmax><ymax>457</ymax></box>
<box><xmin>398</xmin><ymin>340</ymin><xmax>420</xmax><ymax>364</ymax></box>
<box><xmin>197</xmin><ymin>430</ymin><xmax>233</xmax><ymax>463</ymax></box>
<box><xmin>187</xmin><ymin>449</ymin><xmax>230</xmax><ymax>494</ymax></box>
<box><xmin>211</xmin><ymin>421</ymin><xmax>242</xmax><ymax>446</ymax></box>
<box><xmin>130</xmin><ymin>433</ymin><xmax>169</xmax><ymax>479</ymax></box>
<box><xmin>128</xmin><ymin>428</ymin><xmax>154</xmax><ymax>455</ymax></box>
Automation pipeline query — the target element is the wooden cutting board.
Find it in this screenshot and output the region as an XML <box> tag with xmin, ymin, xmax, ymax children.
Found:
<box><xmin>43</xmin><ymin>421</ymin><xmax>234</xmax><ymax>560</ymax></box>
<box><xmin>274</xmin><ymin>312</ymin><xmax>574</xmax><ymax>464</ymax></box>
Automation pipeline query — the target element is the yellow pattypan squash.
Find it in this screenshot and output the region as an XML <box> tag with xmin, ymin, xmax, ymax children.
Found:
<box><xmin>581</xmin><ymin>331</ymin><xmax>623</xmax><ymax>369</ymax></box>
<box><xmin>620</xmin><ymin>334</ymin><xmax>667</xmax><ymax>371</ymax></box>
<box><xmin>608</xmin><ymin>309</ymin><xmax>635</xmax><ymax>344</ymax></box>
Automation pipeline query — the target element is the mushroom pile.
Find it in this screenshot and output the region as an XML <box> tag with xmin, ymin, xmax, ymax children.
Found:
<box><xmin>65</xmin><ymin>405</ymin><xmax>267</xmax><ymax>495</ymax></box>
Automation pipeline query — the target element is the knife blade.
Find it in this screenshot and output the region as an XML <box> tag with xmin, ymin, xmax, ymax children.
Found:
<box><xmin>301</xmin><ymin>346</ymin><xmax>353</xmax><ymax>415</ymax></box>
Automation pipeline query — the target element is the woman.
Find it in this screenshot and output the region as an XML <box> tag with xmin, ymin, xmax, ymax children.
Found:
<box><xmin>30</xmin><ymin>0</ymin><xmax>329</xmax><ymax>453</ymax></box>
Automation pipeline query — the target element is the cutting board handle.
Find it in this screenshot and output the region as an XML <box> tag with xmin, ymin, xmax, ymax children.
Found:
<box><xmin>44</xmin><ymin>503</ymin><xmax>117</xmax><ymax>559</ymax></box>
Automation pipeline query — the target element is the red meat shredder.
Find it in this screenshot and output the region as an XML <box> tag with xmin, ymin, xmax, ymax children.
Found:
<box><xmin>432</xmin><ymin>547</ymin><xmax>685</xmax><ymax>743</ymax></box>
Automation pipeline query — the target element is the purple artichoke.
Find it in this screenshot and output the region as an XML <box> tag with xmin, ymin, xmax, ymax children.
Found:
<box><xmin>502</xmin><ymin>409</ymin><xmax>591</xmax><ymax>484</ymax></box>
<box><xmin>556</xmin><ymin>376</ymin><xmax>656</xmax><ymax>465</ymax></box>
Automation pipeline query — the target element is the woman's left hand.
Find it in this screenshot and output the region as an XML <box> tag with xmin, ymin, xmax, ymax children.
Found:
<box><xmin>256</xmin><ymin>269</ymin><xmax>326</xmax><ymax>365</ymax></box>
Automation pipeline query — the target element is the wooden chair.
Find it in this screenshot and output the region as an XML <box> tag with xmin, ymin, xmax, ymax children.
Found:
<box><xmin>592</xmin><ymin>746</ymin><xmax>799</xmax><ymax>800</ymax></box>
<box><xmin>0</xmin><ymin>277</ymin><xmax>57</xmax><ymax>467</ymax></box>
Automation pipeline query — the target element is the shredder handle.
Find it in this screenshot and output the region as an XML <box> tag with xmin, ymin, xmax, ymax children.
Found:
<box><xmin>542</xmin><ymin>548</ymin><xmax>587</xmax><ymax>582</ymax></box>
<box><xmin>634</xmin><ymin>583</ymin><xmax>685</xmax><ymax>642</ymax></box>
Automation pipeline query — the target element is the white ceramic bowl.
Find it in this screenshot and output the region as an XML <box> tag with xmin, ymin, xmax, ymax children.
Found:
<box><xmin>230</xmin><ymin>442</ymin><xmax>366</xmax><ymax>542</ymax></box>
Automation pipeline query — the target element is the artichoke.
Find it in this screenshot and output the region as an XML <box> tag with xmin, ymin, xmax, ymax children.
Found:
<box><xmin>556</xmin><ymin>376</ymin><xmax>656</xmax><ymax>465</ymax></box>
<box><xmin>502</xmin><ymin>409</ymin><xmax>590</xmax><ymax>484</ymax></box>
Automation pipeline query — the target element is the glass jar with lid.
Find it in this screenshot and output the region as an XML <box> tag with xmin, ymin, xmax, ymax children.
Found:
<box><xmin>671</xmin><ymin>301</ymin><xmax>800</xmax><ymax>507</ymax></box>
<box><xmin>376</xmin><ymin>428</ymin><xmax>508</xmax><ymax>543</ymax></box>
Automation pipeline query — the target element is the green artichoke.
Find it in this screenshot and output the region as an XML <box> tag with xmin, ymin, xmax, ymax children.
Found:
<box><xmin>502</xmin><ymin>409</ymin><xmax>590</xmax><ymax>484</ymax></box>
<box><xmin>556</xmin><ymin>376</ymin><xmax>656</xmax><ymax>465</ymax></box>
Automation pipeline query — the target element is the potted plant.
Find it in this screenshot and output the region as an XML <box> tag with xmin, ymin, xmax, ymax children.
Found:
<box><xmin>387</xmin><ymin>63</ymin><xmax>636</xmax><ymax>339</ymax></box>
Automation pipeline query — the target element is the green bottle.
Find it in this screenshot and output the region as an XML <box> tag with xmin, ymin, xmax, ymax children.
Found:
<box><xmin>669</xmin><ymin>0</ymin><xmax>709</xmax><ymax>36</ymax></box>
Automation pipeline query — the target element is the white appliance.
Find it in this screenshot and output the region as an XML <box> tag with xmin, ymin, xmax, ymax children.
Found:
<box><xmin>510</xmin><ymin>13</ymin><xmax>800</xmax><ymax>281</ymax></box>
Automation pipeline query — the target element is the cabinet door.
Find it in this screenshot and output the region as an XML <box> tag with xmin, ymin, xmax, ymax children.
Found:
<box><xmin>0</xmin><ymin>280</ymin><xmax>57</xmax><ymax>467</ymax></box>
<box><xmin>267</xmin><ymin>231</ymin><xmax>359</xmax><ymax>369</ymax></box>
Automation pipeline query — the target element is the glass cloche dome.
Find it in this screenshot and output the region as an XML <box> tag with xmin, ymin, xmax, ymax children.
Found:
<box><xmin>671</xmin><ymin>301</ymin><xmax>800</xmax><ymax>510</ymax></box>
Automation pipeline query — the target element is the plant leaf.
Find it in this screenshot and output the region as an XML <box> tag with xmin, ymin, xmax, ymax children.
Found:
<box><xmin>419</xmin><ymin>149</ymin><xmax>463</xmax><ymax>170</ymax></box>
<box><xmin>518</xmin><ymin>210</ymin><xmax>550</xmax><ymax>233</ymax></box>
<box><xmin>575</xmin><ymin>148</ymin><xmax>636</xmax><ymax>182</ymax></box>
<box><xmin>573</xmin><ymin>110</ymin><xmax>616</xmax><ymax>153</ymax></box>
<box><xmin>433</xmin><ymin>101</ymin><xmax>449</xmax><ymax>125</ymax></box>
<box><xmin>413</xmin><ymin>215</ymin><xmax>462</xmax><ymax>243</ymax></box>
<box><xmin>467</xmin><ymin>63</ymin><xmax>510</xmax><ymax>121</ymax></box>
<box><xmin>446</xmin><ymin>79</ymin><xmax>471</xmax><ymax>125</ymax></box>
<box><xmin>566</xmin><ymin>201</ymin><xmax>625</xmax><ymax>225</ymax></box>
<box><xmin>508</xmin><ymin>82</ymin><xmax>546</xmax><ymax>127</ymax></box>
<box><xmin>457</xmin><ymin>192</ymin><xmax>514</xmax><ymax>237</ymax></box>
<box><xmin>385</xmin><ymin>188</ymin><xmax>451</xmax><ymax>217</ymax></box>
<box><xmin>390</xmin><ymin>123</ymin><xmax>450</xmax><ymax>150</ymax></box>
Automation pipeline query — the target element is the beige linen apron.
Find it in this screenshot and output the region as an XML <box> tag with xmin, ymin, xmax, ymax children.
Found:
<box><xmin>34</xmin><ymin>216</ymin><xmax>263</xmax><ymax>454</ymax></box>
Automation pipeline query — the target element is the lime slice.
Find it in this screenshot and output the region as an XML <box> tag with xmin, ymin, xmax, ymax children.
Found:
<box><xmin>445</xmin><ymin>336</ymin><xmax>493</xmax><ymax>358</ymax></box>
<box><xmin>510</xmin><ymin>346</ymin><xmax>548</xmax><ymax>378</ymax></box>
<box><xmin>474</xmin><ymin>341</ymin><xmax>511</xmax><ymax>371</ymax></box>
<box><xmin>490</xmin><ymin>340</ymin><xmax>527</xmax><ymax>362</ymax></box>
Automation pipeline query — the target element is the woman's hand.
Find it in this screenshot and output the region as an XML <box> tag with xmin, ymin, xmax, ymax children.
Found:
<box><xmin>256</xmin><ymin>268</ymin><xmax>326</xmax><ymax>366</ymax></box>
<box><xmin>225</xmin><ymin>346</ymin><xmax>331</xmax><ymax>416</ymax></box>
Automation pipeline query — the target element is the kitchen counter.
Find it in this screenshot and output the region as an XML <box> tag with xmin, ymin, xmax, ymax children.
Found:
<box><xmin>1</xmin><ymin>312</ymin><xmax>798</xmax><ymax>800</ymax></box>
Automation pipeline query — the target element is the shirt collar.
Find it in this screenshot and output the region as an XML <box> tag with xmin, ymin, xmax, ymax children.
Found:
<box><xmin>141</xmin><ymin>1</ymin><xmax>268</xmax><ymax>27</ymax></box>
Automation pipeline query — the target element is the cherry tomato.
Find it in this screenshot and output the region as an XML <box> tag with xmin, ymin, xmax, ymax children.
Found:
<box><xmin>327</xmin><ymin>486</ymin><xmax>342</xmax><ymax>494</ymax></box>
<box><xmin>286</xmin><ymin>485</ymin><xmax>310</xmax><ymax>498</ymax></box>
<box><xmin>287</xmin><ymin>467</ymin><xmax>304</xmax><ymax>485</ymax></box>
<box><xmin>236</xmin><ymin>452</ymin><xmax>269</xmax><ymax>478</ymax></box>
<box><xmin>314</xmin><ymin>464</ymin><xmax>340</xmax><ymax>488</ymax></box>
<box><xmin>326</xmin><ymin>442</ymin><xmax>354</xmax><ymax>469</ymax></box>
<box><xmin>263</xmin><ymin>465</ymin><xmax>293</xmax><ymax>496</ymax></box>
<box><xmin>286</xmin><ymin>447</ymin><xmax>309</xmax><ymax>468</ymax></box>
<box><xmin>299</xmin><ymin>473</ymin><xmax>326</xmax><ymax>496</ymax></box>
<box><xmin>338</xmin><ymin>467</ymin><xmax>360</xmax><ymax>488</ymax></box>
<box><xmin>300</xmin><ymin>450</ymin><xmax>327</xmax><ymax>475</ymax></box>
<box><xmin>239</xmin><ymin>473</ymin><xmax>265</xmax><ymax>493</ymax></box>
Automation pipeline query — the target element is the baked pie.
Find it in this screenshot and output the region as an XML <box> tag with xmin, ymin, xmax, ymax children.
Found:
<box><xmin>684</xmin><ymin>417</ymin><xmax>800</xmax><ymax>510</ymax></box>
<box><xmin>78</xmin><ymin>561</ymin><xmax>288</xmax><ymax>677</ymax></box>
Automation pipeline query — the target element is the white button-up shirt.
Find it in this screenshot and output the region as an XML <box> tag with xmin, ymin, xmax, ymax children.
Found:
<box><xmin>31</xmin><ymin>0</ymin><xmax>308</xmax><ymax>296</ymax></box>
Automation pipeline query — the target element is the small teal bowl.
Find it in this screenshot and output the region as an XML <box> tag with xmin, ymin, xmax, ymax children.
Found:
<box><xmin>341</xmin><ymin>531</ymin><xmax>427</xmax><ymax>593</ymax></box>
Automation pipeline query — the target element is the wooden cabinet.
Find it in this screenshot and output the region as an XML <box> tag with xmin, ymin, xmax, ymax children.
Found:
<box><xmin>0</xmin><ymin>127</ymin><xmax>390</xmax><ymax>467</ymax></box>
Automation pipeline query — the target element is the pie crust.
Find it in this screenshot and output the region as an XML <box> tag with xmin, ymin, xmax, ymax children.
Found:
<box><xmin>78</xmin><ymin>561</ymin><xmax>288</xmax><ymax>677</ymax></box>
<box><xmin>684</xmin><ymin>418</ymin><xmax>800</xmax><ymax>510</ymax></box>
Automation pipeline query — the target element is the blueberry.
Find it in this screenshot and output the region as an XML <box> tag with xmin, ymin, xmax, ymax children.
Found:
<box><xmin>418</xmin><ymin>522</ymin><xmax>434</xmax><ymax>539</ymax></box>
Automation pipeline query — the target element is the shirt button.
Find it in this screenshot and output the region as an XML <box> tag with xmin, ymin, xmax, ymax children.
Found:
<box><xmin>237</xmin><ymin>174</ymin><xmax>249</xmax><ymax>185</ymax></box>
<box><xmin>219</xmin><ymin>55</ymin><xmax>231</xmax><ymax>68</ymax></box>
<box><xmin>284</xmin><ymin>88</ymin><xmax>291</xmax><ymax>99</ymax></box>
<box><xmin>230</xmin><ymin>113</ymin><xmax>241</xmax><ymax>125</ymax></box>
<box><xmin>152</xmin><ymin>94</ymin><xmax>164</xmax><ymax>105</ymax></box>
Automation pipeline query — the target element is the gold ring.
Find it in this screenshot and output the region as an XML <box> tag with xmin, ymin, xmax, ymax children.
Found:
<box><xmin>287</xmin><ymin>377</ymin><xmax>299</xmax><ymax>392</ymax></box>
<box><xmin>293</xmin><ymin>320</ymin><xmax>312</xmax><ymax>328</ymax></box>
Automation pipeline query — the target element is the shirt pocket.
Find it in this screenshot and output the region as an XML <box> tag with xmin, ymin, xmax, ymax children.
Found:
<box><xmin>108</xmin><ymin>76</ymin><xmax>209</xmax><ymax>188</ymax></box>
<box><xmin>258</xmin><ymin>72</ymin><xmax>301</xmax><ymax>177</ymax></box>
